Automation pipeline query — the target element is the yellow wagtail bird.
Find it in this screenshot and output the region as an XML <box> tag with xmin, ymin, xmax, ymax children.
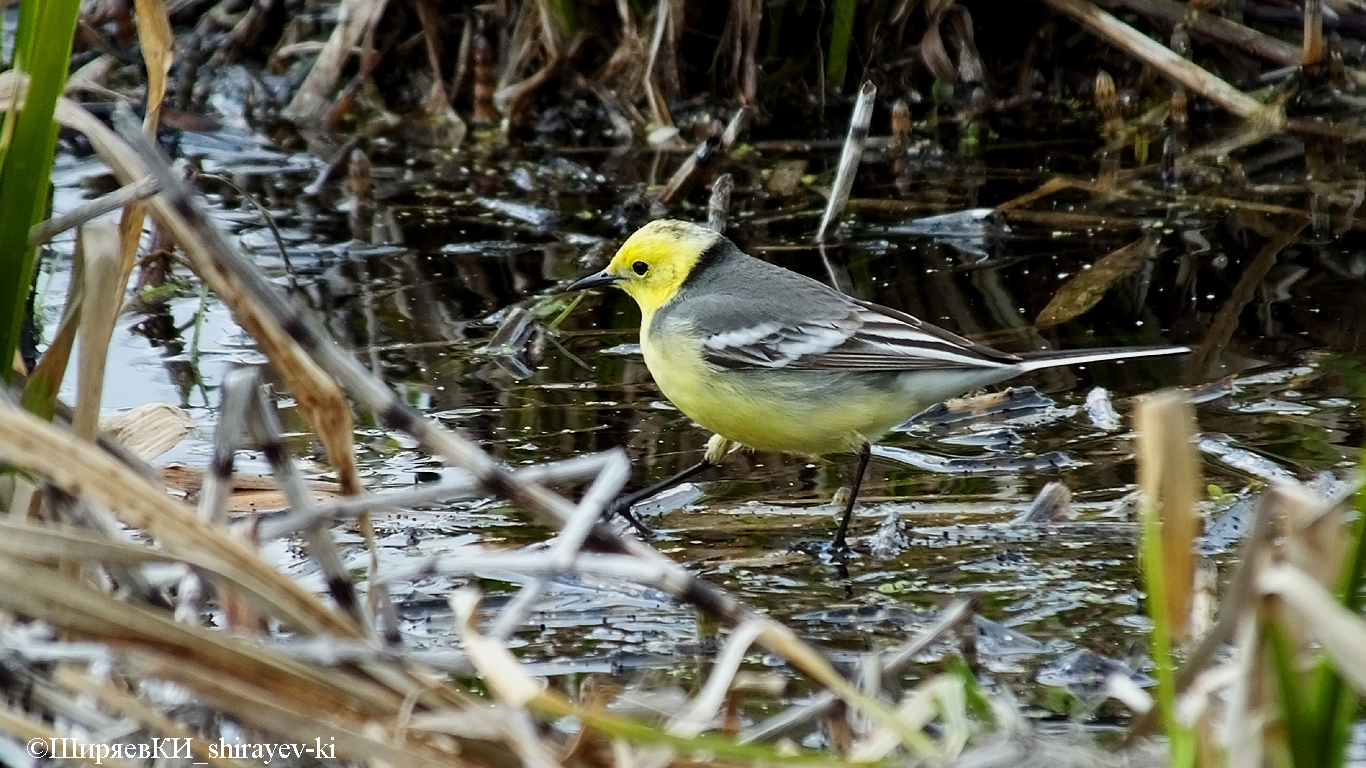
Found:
<box><xmin>570</xmin><ymin>219</ymin><xmax>1188</xmax><ymax>552</ymax></box>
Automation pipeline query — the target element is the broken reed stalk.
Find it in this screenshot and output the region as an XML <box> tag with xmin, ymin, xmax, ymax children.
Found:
<box><xmin>1303</xmin><ymin>0</ymin><xmax>1324</xmax><ymax>68</ymax></box>
<box><xmin>656</xmin><ymin>132</ymin><xmax>720</xmax><ymax>205</ymax></box>
<box><xmin>1120</xmin><ymin>479</ymin><xmax>1366</xmax><ymax>746</ymax></box>
<box><xmin>1122</xmin><ymin>487</ymin><xmax>1274</xmax><ymax>744</ymax></box>
<box><xmin>0</xmin><ymin>404</ymin><xmax>358</xmax><ymax>635</ymax></box>
<box><xmin>198</xmin><ymin>370</ymin><xmax>255</xmax><ymax>525</ymax></box>
<box><xmin>72</xmin><ymin>221</ymin><xmax>123</xmax><ymax>441</ymax></box>
<box><xmin>816</xmin><ymin>80</ymin><xmax>875</xmax><ymax>242</ymax></box>
<box><xmin>657</xmin><ymin>109</ymin><xmax>747</xmax><ymax>206</ymax></box>
<box><xmin>708</xmin><ymin>172</ymin><xmax>734</xmax><ymax>232</ymax></box>
<box><xmin>486</xmin><ymin>450</ymin><xmax>631</xmax><ymax>640</ymax></box>
<box><xmin>1134</xmin><ymin>390</ymin><xmax>1200</xmax><ymax>766</ymax></box>
<box><xmin>285</xmin><ymin>0</ymin><xmax>388</xmax><ymax>122</ymax></box>
<box><xmin>1040</xmin><ymin>0</ymin><xmax>1270</xmax><ymax>119</ymax></box>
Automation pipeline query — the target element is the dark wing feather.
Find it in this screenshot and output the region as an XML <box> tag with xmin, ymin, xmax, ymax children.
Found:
<box><xmin>660</xmin><ymin>249</ymin><xmax>1021</xmax><ymax>372</ymax></box>
<box><xmin>686</xmin><ymin>293</ymin><xmax>1020</xmax><ymax>372</ymax></box>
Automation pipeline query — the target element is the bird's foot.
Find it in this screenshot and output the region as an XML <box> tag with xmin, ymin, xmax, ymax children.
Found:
<box><xmin>794</xmin><ymin>538</ymin><xmax>856</xmax><ymax>563</ymax></box>
<box><xmin>823</xmin><ymin>540</ymin><xmax>854</xmax><ymax>563</ymax></box>
<box><xmin>603</xmin><ymin>498</ymin><xmax>655</xmax><ymax>540</ymax></box>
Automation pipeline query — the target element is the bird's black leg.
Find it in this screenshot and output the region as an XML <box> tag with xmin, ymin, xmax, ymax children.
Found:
<box><xmin>605</xmin><ymin>458</ymin><xmax>717</xmax><ymax>535</ymax></box>
<box><xmin>831</xmin><ymin>441</ymin><xmax>872</xmax><ymax>553</ymax></box>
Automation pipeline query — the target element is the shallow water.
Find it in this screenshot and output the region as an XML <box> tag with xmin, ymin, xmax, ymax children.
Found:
<box><xmin>48</xmin><ymin>121</ymin><xmax>1365</xmax><ymax>727</ymax></box>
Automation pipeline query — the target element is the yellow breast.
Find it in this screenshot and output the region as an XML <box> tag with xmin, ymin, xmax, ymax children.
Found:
<box><xmin>639</xmin><ymin>316</ymin><xmax>902</xmax><ymax>456</ymax></box>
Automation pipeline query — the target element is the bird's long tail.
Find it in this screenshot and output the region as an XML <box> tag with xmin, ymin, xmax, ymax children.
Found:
<box><xmin>1016</xmin><ymin>345</ymin><xmax>1189</xmax><ymax>372</ymax></box>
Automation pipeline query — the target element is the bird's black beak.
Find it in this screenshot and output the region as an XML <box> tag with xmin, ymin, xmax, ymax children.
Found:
<box><xmin>567</xmin><ymin>269</ymin><xmax>621</xmax><ymax>292</ymax></box>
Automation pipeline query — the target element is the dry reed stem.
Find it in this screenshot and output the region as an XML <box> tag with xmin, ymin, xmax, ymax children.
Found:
<box><xmin>198</xmin><ymin>369</ymin><xmax>254</xmax><ymax>525</ymax></box>
<box><xmin>0</xmin><ymin>705</ymin><xmax>142</xmax><ymax>768</ymax></box>
<box><xmin>29</xmin><ymin>174</ymin><xmax>160</xmax><ymax>246</ymax></box>
<box><xmin>128</xmin><ymin>652</ymin><xmax>478</xmax><ymax>768</ymax></box>
<box><xmin>52</xmin><ymin>667</ymin><xmax>256</xmax><ymax>768</ymax></box>
<box><xmin>741</xmin><ymin>597</ymin><xmax>974</xmax><ymax>742</ymax></box>
<box><xmin>45</xmin><ymin>97</ymin><xmax>364</xmax><ymax>500</ymax></box>
<box><xmin>1135</xmin><ymin>391</ymin><xmax>1200</xmax><ymax>642</ymax></box>
<box><xmin>656</xmin><ymin>132</ymin><xmax>721</xmax><ymax>205</ymax></box>
<box><xmin>488</xmin><ymin>450</ymin><xmax>630</xmax><ymax>639</ymax></box>
<box><xmin>1223</xmin><ymin>616</ymin><xmax>1267</xmax><ymax>768</ymax></box>
<box><xmin>817</xmin><ymin>81</ymin><xmax>876</xmax><ymax>243</ymax></box>
<box><xmin>1275</xmin><ymin>482</ymin><xmax>1347</xmax><ymax>589</ymax></box>
<box><xmin>0</xmin><ymin>405</ymin><xmax>356</xmax><ymax>635</ymax></box>
<box><xmin>708</xmin><ymin>173</ymin><xmax>735</xmax><ymax>232</ymax></box>
<box><xmin>1112</xmin><ymin>0</ymin><xmax>1301</xmax><ymax>65</ymax></box>
<box><xmin>72</xmin><ymin>221</ymin><xmax>122</xmax><ymax>442</ymax></box>
<box><xmin>0</xmin><ymin>560</ymin><xmax>393</xmax><ymax>711</ymax></box>
<box><xmin>114</xmin><ymin>0</ymin><xmax>173</xmax><ymax>294</ymax></box>
<box><xmin>287</xmin><ymin>0</ymin><xmax>390</xmax><ymax>121</ymax></box>
<box><xmin>631</xmin><ymin>619</ymin><xmax>768</xmax><ymax>768</ymax></box>
<box><xmin>643</xmin><ymin>1</ymin><xmax>674</xmax><ymax>126</ymax></box>
<box><xmin>241</xmin><ymin>370</ymin><xmax>362</xmax><ymax>621</ymax></box>
<box><xmin>851</xmin><ymin>675</ymin><xmax>965</xmax><ymax>761</ymax></box>
<box><xmin>1041</xmin><ymin>0</ymin><xmax>1273</xmax><ymax>119</ymax></box>
<box><xmin>1304</xmin><ymin>0</ymin><xmax>1325</xmax><ymax>67</ymax></box>
<box><xmin>259</xmin><ymin>453</ymin><xmax>612</xmax><ymax>539</ymax></box>
<box><xmin>1259</xmin><ymin>562</ymin><xmax>1366</xmax><ymax>697</ymax></box>
<box><xmin>0</xmin><ymin>518</ymin><xmax>216</xmax><ymax>566</ymax></box>
<box><xmin>1125</xmin><ymin>475</ymin><xmax>1363</xmax><ymax>744</ymax></box>
<box><xmin>452</xmin><ymin>589</ymin><xmax>564</xmax><ymax>768</ymax></box>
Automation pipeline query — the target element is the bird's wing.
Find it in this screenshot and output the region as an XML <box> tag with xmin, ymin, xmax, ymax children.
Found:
<box><xmin>682</xmin><ymin>293</ymin><xmax>1021</xmax><ymax>371</ymax></box>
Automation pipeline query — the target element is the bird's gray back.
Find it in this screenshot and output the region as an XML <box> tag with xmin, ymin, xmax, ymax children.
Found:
<box><xmin>657</xmin><ymin>247</ymin><xmax>856</xmax><ymax>336</ymax></box>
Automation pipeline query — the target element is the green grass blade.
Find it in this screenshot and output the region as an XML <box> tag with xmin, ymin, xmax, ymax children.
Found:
<box><xmin>826</xmin><ymin>0</ymin><xmax>856</xmax><ymax>90</ymax></box>
<box><xmin>1266</xmin><ymin>619</ymin><xmax>1319</xmax><ymax>768</ymax></box>
<box><xmin>1134</xmin><ymin>394</ymin><xmax>1199</xmax><ymax>767</ymax></box>
<box><xmin>546</xmin><ymin>0</ymin><xmax>579</xmax><ymax>35</ymax></box>
<box><xmin>1138</xmin><ymin>490</ymin><xmax>1196</xmax><ymax>767</ymax></box>
<box><xmin>0</xmin><ymin>0</ymin><xmax>81</xmax><ymax>381</ymax></box>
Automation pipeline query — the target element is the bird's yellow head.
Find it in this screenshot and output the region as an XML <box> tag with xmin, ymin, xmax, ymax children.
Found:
<box><xmin>568</xmin><ymin>220</ymin><xmax>720</xmax><ymax>313</ymax></box>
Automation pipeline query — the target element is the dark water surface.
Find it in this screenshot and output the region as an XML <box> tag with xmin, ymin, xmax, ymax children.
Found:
<box><xmin>48</xmin><ymin>123</ymin><xmax>1365</xmax><ymax>728</ymax></box>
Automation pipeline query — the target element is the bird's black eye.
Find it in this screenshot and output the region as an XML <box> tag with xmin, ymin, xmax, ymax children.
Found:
<box><xmin>632</xmin><ymin>261</ymin><xmax>649</xmax><ymax>275</ymax></box>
